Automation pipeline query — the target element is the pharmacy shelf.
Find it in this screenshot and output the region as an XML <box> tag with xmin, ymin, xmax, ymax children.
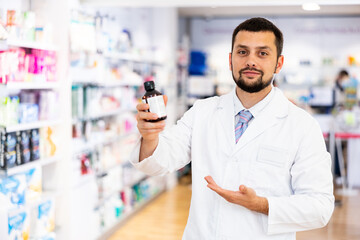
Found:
<box><xmin>4</xmin><ymin>119</ymin><xmax>62</xmax><ymax>132</ymax></box>
<box><xmin>94</xmin><ymin>173</ymin><xmax>147</xmax><ymax>209</ymax></box>
<box><xmin>1</xmin><ymin>81</ymin><xmax>61</xmax><ymax>90</ymax></box>
<box><xmin>95</xmin><ymin>160</ymin><xmax>129</xmax><ymax>178</ymax></box>
<box><xmin>72</xmin><ymin>108</ymin><xmax>133</xmax><ymax>123</ymax></box>
<box><xmin>0</xmin><ymin>156</ymin><xmax>59</xmax><ymax>177</ymax></box>
<box><xmin>72</xmin><ymin>80</ymin><xmax>142</xmax><ymax>87</ymax></box>
<box><xmin>73</xmin><ymin>132</ymin><xmax>138</xmax><ymax>154</ymax></box>
<box><xmin>103</xmin><ymin>52</ymin><xmax>163</xmax><ymax>66</ymax></box>
<box><xmin>96</xmin><ymin>188</ymin><xmax>165</xmax><ymax>240</ymax></box>
<box><xmin>3</xmin><ymin>39</ymin><xmax>58</xmax><ymax>51</ymax></box>
<box><xmin>26</xmin><ymin>190</ymin><xmax>62</xmax><ymax>209</ymax></box>
<box><xmin>72</xmin><ymin>173</ymin><xmax>96</xmax><ymax>189</ymax></box>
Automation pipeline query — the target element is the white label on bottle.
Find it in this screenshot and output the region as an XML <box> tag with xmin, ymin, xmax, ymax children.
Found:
<box><xmin>146</xmin><ymin>96</ymin><xmax>166</xmax><ymax>118</ymax></box>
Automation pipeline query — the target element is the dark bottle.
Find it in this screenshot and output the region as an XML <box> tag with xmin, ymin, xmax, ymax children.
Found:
<box><xmin>142</xmin><ymin>81</ymin><xmax>167</xmax><ymax>122</ymax></box>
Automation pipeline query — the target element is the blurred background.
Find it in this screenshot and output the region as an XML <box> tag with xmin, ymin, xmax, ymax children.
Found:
<box><xmin>0</xmin><ymin>0</ymin><xmax>359</xmax><ymax>239</ymax></box>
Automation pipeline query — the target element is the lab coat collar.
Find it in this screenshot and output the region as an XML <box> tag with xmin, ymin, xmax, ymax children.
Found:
<box><xmin>216</xmin><ymin>87</ymin><xmax>289</xmax><ymax>155</ymax></box>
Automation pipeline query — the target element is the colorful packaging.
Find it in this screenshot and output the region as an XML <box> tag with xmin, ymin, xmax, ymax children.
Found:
<box><xmin>30</xmin><ymin>199</ymin><xmax>55</xmax><ymax>238</ymax></box>
<box><xmin>4</xmin><ymin>132</ymin><xmax>19</xmax><ymax>169</ymax></box>
<box><xmin>1</xmin><ymin>96</ymin><xmax>20</xmax><ymax>127</ymax></box>
<box><xmin>0</xmin><ymin>174</ymin><xmax>27</xmax><ymax>206</ymax></box>
<box><xmin>0</xmin><ymin>128</ymin><xmax>6</xmax><ymax>169</ymax></box>
<box><xmin>8</xmin><ymin>208</ymin><xmax>30</xmax><ymax>240</ymax></box>
<box><xmin>39</xmin><ymin>127</ymin><xmax>56</xmax><ymax>158</ymax></box>
<box><xmin>30</xmin><ymin>129</ymin><xmax>40</xmax><ymax>161</ymax></box>
<box><xmin>24</xmin><ymin>167</ymin><xmax>42</xmax><ymax>202</ymax></box>
<box><xmin>35</xmin><ymin>232</ymin><xmax>56</xmax><ymax>240</ymax></box>
<box><xmin>16</xmin><ymin>130</ymin><xmax>31</xmax><ymax>164</ymax></box>
<box><xmin>18</xmin><ymin>103</ymin><xmax>39</xmax><ymax>124</ymax></box>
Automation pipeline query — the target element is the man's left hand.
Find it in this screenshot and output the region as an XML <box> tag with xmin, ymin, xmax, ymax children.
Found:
<box><xmin>204</xmin><ymin>175</ymin><xmax>269</xmax><ymax>215</ymax></box>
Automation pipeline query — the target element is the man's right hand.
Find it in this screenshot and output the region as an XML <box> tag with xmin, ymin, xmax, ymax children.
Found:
<box><xmin>136</xmin><ymin>95</ymin><xmax>168</xmax><ymax>161</ymax></box>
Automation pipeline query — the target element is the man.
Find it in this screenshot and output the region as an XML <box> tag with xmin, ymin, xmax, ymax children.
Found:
<box><xmin>131</xmin><ymin>17</ymin><xmax>334</xmax><ymax>239</ymax></box>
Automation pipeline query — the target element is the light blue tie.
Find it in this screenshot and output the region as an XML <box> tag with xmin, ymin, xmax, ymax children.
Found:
<box><xmin>235</xmin><ymin>110</ymin><xmax>253</xmax><ymax>143</ymax></box>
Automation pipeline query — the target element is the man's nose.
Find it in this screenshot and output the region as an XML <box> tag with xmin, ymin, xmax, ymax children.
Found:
<box><xmin>245</xmin><ymin>55</ymin><xmax>257</xmax><ymax>68</ymax></box>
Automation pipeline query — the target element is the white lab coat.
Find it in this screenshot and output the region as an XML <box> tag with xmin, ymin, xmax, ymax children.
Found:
<box><xmin>130</xmin><ymin>87</ymin><xmax>334</xmax><ymax>240</ymax></box>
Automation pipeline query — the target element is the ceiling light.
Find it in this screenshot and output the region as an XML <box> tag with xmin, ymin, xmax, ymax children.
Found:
<box><xmin>302</xmin><ymin>3</ymin><xmax>321</xmax><ymax>11</ymax></box>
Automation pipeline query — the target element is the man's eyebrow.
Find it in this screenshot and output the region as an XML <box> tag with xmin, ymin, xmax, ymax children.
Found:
<box><xmin>234</xmin><ymin>45</ymin><xmax>273</xmax><ymax>51</ymax></box>
<box><xmin>234</xmin><ymin>44</ymin><xmax>249</xmax><ymax>49</ymax></box>
<box><xmin>257</xmin><ymin>46</ymin><xmax>272</xmax><ymax>51</ymax></box>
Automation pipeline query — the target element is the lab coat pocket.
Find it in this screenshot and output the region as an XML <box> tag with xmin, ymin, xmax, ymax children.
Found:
<box><xmin>248</xmin><ymin>145</ymin><xmax>290</xmax><ymax>196</ymax></box>
<box><xmin>256</xmin><ymin>145</ymin><xmax>289</xmax><ymax>168</ymax></box>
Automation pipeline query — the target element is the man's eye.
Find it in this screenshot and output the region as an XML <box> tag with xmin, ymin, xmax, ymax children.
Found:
<box><xmin>259</xmin><ymin>52</ymin><xmax>268</xmax><ymax>56</ymax></box>
<box><xmin>238</xmin><ymin>50</ymin><xmax>247</xmax><ymax>55</ymax></box>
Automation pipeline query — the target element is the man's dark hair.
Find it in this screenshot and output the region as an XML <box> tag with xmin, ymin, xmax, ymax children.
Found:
<box><xmin>231</xmin><ymin>17</ymin><xmax>284</xmax><ymax>58</ymax></box>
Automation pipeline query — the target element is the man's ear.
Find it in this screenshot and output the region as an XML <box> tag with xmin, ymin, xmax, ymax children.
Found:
<box><xmin>274</xmin><ymin>55</ymin><xmax>284</xmax><ymax>74</ymax></box>
<box><xmin>229</xmin><ymin>52</ymin><xmax>232</xmax><ymax>71</ymax></box>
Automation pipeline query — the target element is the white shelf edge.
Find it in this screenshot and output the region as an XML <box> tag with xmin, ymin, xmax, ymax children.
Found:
<box><xmin>103</xmin><ymin>52</ymin><xmax>163</xmax><ymax>65</ymax></box>
<box><xmin>5</xmin><ymin>39</ymin><xmax>58</xmax><ymax>51</ymax></box>
<box><xmin>95</xmin><ymin>160</ymin><xmax>128</xmax><ymax>177</ymax></box>
<box><xmin>4</xmin><ymin>119</ymin><xmax>62</xmax><ymax>132</ymax></box>
<box><xmin>72</xmin><ymin>81</ymin><xmax>141</xmax><ymax>87</ymax></box>
<box><xmin>72</xmin><ymin>173</ymin><xmax>96</xmax><ymax>189</ymax></box>
<box><xmin>73</xmin><ymin>132</ymin><xmax>138</xmax><ymax>154</ymax></box>
<box><xmin>72</xmin><ymin>108</ymin><xmax>132</xmax><ymax>122</ymax></box>
<box><xmin>0</xmin><ymin>156</ymin><xmax>59</xmax><ymax>176</ymax></box>
<box><xmin>96</xmin><ymin>188</ymin><xmax>165</xmax><ymax>240</ymax></box>
<box><xmin>3</xmin><ymin>82</ymin><xmax>61</xmax><ymax>90</ymax></box>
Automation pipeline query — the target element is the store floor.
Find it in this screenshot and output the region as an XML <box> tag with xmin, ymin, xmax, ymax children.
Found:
<box><xmin>109</xmin><ymin>183</ymin><xmax>360</xmax><ymax>240</ymax></box>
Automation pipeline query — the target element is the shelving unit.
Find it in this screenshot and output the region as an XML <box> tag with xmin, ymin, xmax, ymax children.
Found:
<box><xmin>3</xmin><ymin>119</ymin><xmax>62</xmax><ymax>132</ymax></box>
<box><xmin>2</xmin><ymin>2</ymin><xmax>179</xmax><ymax>240</ymax></box>
<box><xmin>103</xmin><ymin>52</ymin><xmax>163</xmax><ymax>66</ymax></box>
<box><xmin>0</xmin><ymin>3</ymin><xmax>65</xmax><ymax>239</ymax></box>
<box><xmin>72</xmin><ymin>109</ymin><xmax>133</xmax><ymax>123</ymax></box>
<box><xmin>72</xmin><ymin>80</ymin><xmax>142</xmax><ymax>88</ymax></box>
<box><xmin>1</xmin><ymin>81</ymin><xmax>61</xmax><ymax>90</ymax></box>
<box><xmin>96</xmin><ymin>187</ymin><xmax>166</xmax><ymax>240</ymax></box>
<box><xmin>73</xmin><ymin>132</ymin><xmax>137</xmax><ymax>155</ymax></box>
<box><xmin>94</xmin><ymin>172</ymin><xmax>147</xmax><ymax>209</ymax></box>
<box><xmin>1</xmin><ymin>39</ymin><xmax>58</xmax><ymax>51</ymax></box>
<box><xmin>0</xmin><ymin>156</ymin><xmax>59</xmax><ymax>177</ymax></box>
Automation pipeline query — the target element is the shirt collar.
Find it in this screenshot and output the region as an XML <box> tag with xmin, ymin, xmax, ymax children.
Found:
<box><xmin>233</xmin><ymin>86</ymin><xmax>275</xmax><ymax>118</ymax></box>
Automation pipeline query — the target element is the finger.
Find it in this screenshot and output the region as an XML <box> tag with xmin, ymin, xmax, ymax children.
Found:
<box><xmin>141</xmin><ymin>129</ymin><xmax>165</xmax><ymax>135</ymax></box>
<box><xmin>163</xmin><ymin>95</ymin><xmax>168</xmax><ymax>106</ymax></box>
<box><xmin>138</xmin><ymin>122</ymin><xmax>165</xmax><ymax>130</ymax></box>
<box><xmin>239</xmin><ymin>185</ymin><xmax>247</xmax><ymax>194</ymax></box>
<box><xmin>204</xmin><ymin>176</ymin><xmax>217</xmax><ymax>186</ymax></box>
<box><xmin>204</xmin><ymin>176</ymin><xmax>224</xmax><ymax>193</ymax></box>
<box><xmin>137</xmin><ymin>111</ymin><xmax>159</xmax><ymax>121</ymax></box>
<box><xmin>136</xmin><ymin>103</ymin><xmax>150</xmax><ymax>112</ymax></box>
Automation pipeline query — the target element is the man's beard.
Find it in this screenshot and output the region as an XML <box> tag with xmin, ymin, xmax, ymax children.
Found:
<box><xmin>232</xmin><ymin>66</ymin><xmax>274</xmax><ymax>93</ymax></box>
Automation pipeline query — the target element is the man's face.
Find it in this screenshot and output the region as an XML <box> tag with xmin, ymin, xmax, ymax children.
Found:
<box><xmin>229</xmin><ymin>30</ymin><xmax>284</xmax><ymax>93</ymax></box>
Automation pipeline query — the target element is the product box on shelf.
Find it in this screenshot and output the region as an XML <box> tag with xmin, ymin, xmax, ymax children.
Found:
<box><xmin>39</xmin><ymin>127</ymin><xmax>57</xmax><ymax>159</ymax></box>
<box><xmin>7</xmin><ymin>207</ymin><xmax>30</xmax><ymax>240</ymax></box>
<box><xmin>0</xmin><ymin>128</ymin><xmax>5</xmax><ymax>169</ymax></box>
<box><xmin>0</xmin><ymin>174</ymin><xmax>27</xmax><ymax>206</ymax></box>
<box><xmin>18</xmin><ymin>103</ymin><xmax>39</xmax><ymax>124</ymax></box>
<box><xmin>30</xmin><ymin>129</ymin><xmax>40</xmax><ymax>161</ymax></box>
<box><xmin>102</xmin><ymin>195</ymin><xmax>124</xmax><ymax>229</ymax></box>
<box><xmin>16</xmin><ymin>130</ymin><xmax>31</xmax><ymax>164</ymax></box>
<box><xmin>33</xmin><ymin>232</ymin><xmax>56</xmax><ymax>240</ymax></box>
<box><xmin>0</xmin><ymin>132</ymin><xmax>19</xmax><ymax>169</ymax></box>
<box><xmin>29</xmin><ymin>198</ymin><xmax>55</xmax><ymax>239</ymax></box>
<box><xmin>24</xmin><ymin>167</ymin><xmax>42</xmax><ymax>202</ymax></box>
<box><xmin>0</xmin><ymin>96</ymin><xmax>19</xmax><ymax>127</ymax></box>
<box><xmin>0</xmin><ymin>47</ymin><xmax>57</xmax><ymax>84</ymax></box>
